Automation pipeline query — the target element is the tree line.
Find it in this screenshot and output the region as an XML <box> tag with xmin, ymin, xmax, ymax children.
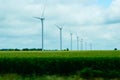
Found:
<box><xmin>0</xmin><ymin>48</ymin><xmax>69</xmax><ymax>51</ymax></box>
<box><xmin>0</xmin><ymin>48</ymin><xmax>42</xmax><ymax>51</ymax></box>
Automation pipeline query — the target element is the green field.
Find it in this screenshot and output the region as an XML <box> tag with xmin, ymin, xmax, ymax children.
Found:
<box><xmin>0</xmin><ymin>50</ymin><xmax>120</xmax><ymax>58</ymax></box>
<box><xmin>0</xmin><ymin>50</ymin><xmax>120</xmax><ymax>79</ymax></box>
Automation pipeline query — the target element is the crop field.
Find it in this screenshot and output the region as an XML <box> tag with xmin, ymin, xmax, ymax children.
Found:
<box><xmin>0</xmin><ymin>50</ymin><xmax>120</xmax><ymax>58</ymax></box>
<box><xmin>0</xmin><ymin>50</ymin><xmax>120</xmax><ymax>79</ymax></box>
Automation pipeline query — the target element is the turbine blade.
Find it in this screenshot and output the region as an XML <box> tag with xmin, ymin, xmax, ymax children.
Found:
<box><xmin>41</xmin><ymin>5</ymin><xmax>45</xmax><ymax>17</ymax></box>
<box><xmin>41</xmin><ymin>0</ymin><xmax>47</xmax><ymax>17</ymax></box>
<box><xmin>55</xmin><ymin>24</ymin><xmax>60</xmax><ymax>29</ymax></box>
<box><xmin>34</xmin><ymin>17</ymin><xmax>41</xmax><ymax>19</ymax></box>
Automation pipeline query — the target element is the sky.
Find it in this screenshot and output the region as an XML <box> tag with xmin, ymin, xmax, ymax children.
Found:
<box><xmin>0</xmin><ymin>0</ymin><xmax>120</xmax><ymax>50</ymax></box>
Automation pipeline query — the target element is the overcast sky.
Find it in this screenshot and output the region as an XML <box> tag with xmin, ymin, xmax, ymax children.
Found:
<box><xmin>0</xmin><ymin>0</ymin><xmax>120</xmax><ymax>50</ymax></box>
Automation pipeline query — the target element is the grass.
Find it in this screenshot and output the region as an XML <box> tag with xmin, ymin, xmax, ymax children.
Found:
<box><xmin>0</xmin><ymin>73</ymin><xmax>119</xmax><ymax>80</ymax></box>
<box><xmin>0</xmin><ymin>50</ymin><xmax>119</xmax><ymax>58</ymax></box>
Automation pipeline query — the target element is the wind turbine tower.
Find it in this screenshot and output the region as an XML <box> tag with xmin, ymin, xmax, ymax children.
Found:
<box><xmin>85</xmin><ymin>42</ymin><xmax>87</xmax><ymax>50</ymax></box>
<box><xmin>80</xmin><ymin>38</ymin><xmax>84</xmax><ymax>50</ymax></box>
<box><xmin>70</xmin><ymin>33</ymin><xmax>73</xmax><ymax>50</ymax></box>
<box><xmin>77</xmin><ymin>36</ymin><xmax>79</xmax><ymax>50</ymax></box>
<box><xmin>34</xmin><ymin>2</ymin><xmax>46</xmax><ymax>51</ymax></box>
<box><xmin>90</xmin><ymin>43</ymin><xmax>93</xmax><ymax>50</ymax></box>
<box><xmin>34</xmin><ymin>17</ymin><xmax>45</xmax><ymax>51</ymax></box>
<box><xmin>56</xmin><ymin>25</ymin><xmax>63</xmax><ymax>50</ymax></box>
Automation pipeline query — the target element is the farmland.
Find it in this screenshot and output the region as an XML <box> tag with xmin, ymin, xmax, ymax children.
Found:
<box><xmin>0</xmin><ymin>50</ymin><xmax>120</xmax><ymax>79</ymax></box>
<box><xmin>0</xmin><ymin>50</ymin><xmax>119</xmax><ymax>58</ymax></box>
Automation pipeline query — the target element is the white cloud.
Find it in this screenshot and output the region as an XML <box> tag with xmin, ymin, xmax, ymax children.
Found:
<box><xmin>0</xmin><ymin>0</ymin><xmax>119</xmax><ymax>50</ymax></box>
<box><xmin>109</xmin><ymin>0</ymin><xmax>120</xmax><ymax>17</ymax></box>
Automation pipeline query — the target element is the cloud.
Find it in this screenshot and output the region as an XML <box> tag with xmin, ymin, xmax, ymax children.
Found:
<box><xmin>105</xmin><ymin>0</ymin><xmax>120</xmax><ymax>24</ymax></box>
<box><xmin>0</xmin><ymin>0</ymin><xmax>120</xmax><ymax>50</ymax></box>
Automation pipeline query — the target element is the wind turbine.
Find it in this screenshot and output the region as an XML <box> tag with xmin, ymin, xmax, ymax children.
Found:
<box><xmin>70</xmin><ymin>33</ymin><xmax>73</xmax><ymax>50</ymax></box>
<box><xmin>85</xmin><ymin>42</ymin><xmax>87</xmax><ymax>50</ymax></box>
<box><xmin>77</xmin><ymin>36</ymin><xmax>79</xmax><ymax>50</ymax></box>
<box><xmin>80</xmin><ymin>38</ymin><xmax>84</xmax><ymax>50</ymax></box>
<box><xmin>56</xmin><ymin>25</ymin><xmax>63</xmax><ymax>50</ymax></box>
<box><xmin>34</xmin><ymin>5</ymin><xmax>46</xmax><ymax>51</ymax></box>
<box><xmin>90</xmin><ymin>43</ymin><xmax>93</xmax><ymax>50</ymax></box>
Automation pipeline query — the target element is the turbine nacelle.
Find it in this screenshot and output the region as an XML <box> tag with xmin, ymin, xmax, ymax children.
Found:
<box><xmin>55</xmin><ymin>24</ymin><xmax>63</xmax><ymax>50</ymax></box>
<box><xmin>34</xmin><ymin>17</ymin><xmax>45</xmax><ymax>20</ymax></box>
<box><xmin>55</xmin><ymin>25</ymin><xmax>63</xmax><ymax>30</ymax></box>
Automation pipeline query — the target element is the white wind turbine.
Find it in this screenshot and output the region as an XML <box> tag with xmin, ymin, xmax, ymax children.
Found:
<box><xmin>77</xmin><ymin>36</ymin><xmax>79</xmax><ymax>50</ymax></box>
<box><xmin>70</xmin><ymin>33</ymin><xmax>73</xmax><ymax>50</ymax></box>
<box><xmin>80</xmin><ymin>38</ymin><xmax>84</xmax><ymax>50</ymax></box>
<box><xmin>34</xmin><ymin>2</ymin><xmax>46</xmax><ymax>51</ymax></box>
<box><xmin>56</xmin><ymin>25</ymin><xmax>63</xmax><ymax>50</ymax></box>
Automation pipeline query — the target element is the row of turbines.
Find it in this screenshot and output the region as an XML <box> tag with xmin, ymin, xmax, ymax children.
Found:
<box><xmin>70</xmin><ymin>33</ymin><xmax>93</xmax><ymax>51</ymax></box>
<box><xmin>34</xmin><ymin>16</ymin><xmax>93</xmax><ymax>51</ymax></box>
<box><xmin>34</xmin><ymin>15</ymin><xmax>93</xmax><ymax>51</ymax></box>
<box><xmin>55</xmin><ymin>24</ymin><xmax>93</xmax><ymax>51</ymax></box>
<box><xmin>34</xmin><ymin>2</ymin><xmax>93</xmax><ymax>51</ymax></box>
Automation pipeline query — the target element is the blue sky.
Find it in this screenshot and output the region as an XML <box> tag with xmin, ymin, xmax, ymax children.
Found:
<box><xmin>0</xmin><ymin>0</ymin><xmax>120</xmax><ymax>50</ymax></box>
<box><xmin>97</xmin><ymin>0</ymin><xmax>112</xmax><ymax>7</ymax></box>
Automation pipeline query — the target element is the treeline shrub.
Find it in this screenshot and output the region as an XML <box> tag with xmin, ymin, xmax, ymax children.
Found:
<box><xmin>0</xmin><ymin>57</ymin><xmax>120</xmax><ymax>78</ymax></box>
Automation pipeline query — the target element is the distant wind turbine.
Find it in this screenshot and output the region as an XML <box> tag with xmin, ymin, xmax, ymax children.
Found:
<box><xmin>34</xmin><ymin>4</ymin><xmax>46</xmax><ymax>51</ymax></box>
<box><xmin>70</xmin><ymin>33</ymin><xmax>73</xmax><ymax>50</ymax></box>
<box><xmin>56</xmin><ymin>25</ymin><xmax>63</xmax><ymax>50</ymax></box>
<box><xmin>90</xmin><ymin>43</ymin><xmax>93</xmax><ymax>50</ymax></box>
<box><xmin>80</xmin><ymin>38</ymin><xmax>84</xmax><ymax>50</ymax></box>
<box><xmin>85</xmin><ymin>42</ymin><xmax>87</xmax><ymax>50</ymax></box>
<box><xmin>77</xmin><ymin>36</ymin><xmax>79</xmax><ymax>50</ymax></box>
